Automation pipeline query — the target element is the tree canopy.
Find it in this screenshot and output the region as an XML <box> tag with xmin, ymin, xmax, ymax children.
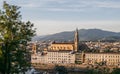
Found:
<box><xmin>0</xmin><ymin>1</ymin><xmax>35</xmax><ymax>74</ymax></box>
<box><xmin>111</xmin><ymin>68</ymin><xmax>120</xmax><ymax>74</ymax></box>
<box><xmin>54</xmin><ymin>65</ymin><xmax>68</xmax><ymax>74</ymax></box>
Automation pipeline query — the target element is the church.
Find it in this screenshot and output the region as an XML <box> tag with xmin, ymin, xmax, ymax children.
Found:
<box><xmin>48</xmin><ymin>28</ymin><xmax>79</xmax><ymax>52</ymax></box>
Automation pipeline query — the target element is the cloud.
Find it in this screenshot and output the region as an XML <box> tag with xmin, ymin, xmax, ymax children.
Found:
<box><xmin>41</xmin><ymin>7</ymin><xmax>85</xmax><ymax>12</ymax></box>
<box><xmin>96</xmin><ymin>2</ymin><xmax>120</xmax><ymax>8</ymax></box>
<box><xmin>15</xmin><ymin>0</ymin><xmax>120</xmax><ymax>12</ymax></box>
<box><xmin>20</xmin><ymin>3</ymin><xmax>39</xmax><ymax>8</ymax></box>
<box><xmin>83</xmin><ymin>0</ymin><xmax>120</xmax><ymax>8</ymax></box>
<box><xmin>2</xmin><ymin>0</ymin><xmax>120</xmax><ymax>9</ymax></box>
<box><xmin>31</xmin><ymin>20</ymin><xmax>120</xmax><ymax>35</ymax></box>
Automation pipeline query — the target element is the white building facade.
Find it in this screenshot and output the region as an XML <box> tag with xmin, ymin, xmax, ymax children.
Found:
<box><xmin>31</xmin><ymin>51</ymin><xmax>75</xmax><ymax>64</ymax></box>
<box><xmin>84</xmin><ymin>53</ymin><xmax>120</xmax><ymax>66</ymax></box>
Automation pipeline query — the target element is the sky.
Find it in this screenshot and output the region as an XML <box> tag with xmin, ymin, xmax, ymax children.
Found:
<box><xmin>0</xmin><ymin>0</ymin><xmax>120</xmax><ymax>35</ymax></box>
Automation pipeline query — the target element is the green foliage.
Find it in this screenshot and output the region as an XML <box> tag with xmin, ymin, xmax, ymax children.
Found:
<box><xmin>86</xmin><ymin>64</ymin><xmax>110</xmax><ymax>74</ymax></box>
<box><xmin>54</xmin><ymin>65</ymin><xmax>68</xmax><ymax>74</ymax></box>
<box><xmin>111</xmin><ymin>68</ymin><xmax>120</xmax><ymax>74</ymax></box>
<box><xmin>0</xmin><ymin>1</ymin><xmax>35</xmax><ymax>74</ymax></box>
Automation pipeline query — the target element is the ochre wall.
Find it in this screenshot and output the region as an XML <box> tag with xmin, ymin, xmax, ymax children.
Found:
<box><xmin>48</xmin><ymin>44</ymin><xmax>74</xmax><ymax>51</ymax></box>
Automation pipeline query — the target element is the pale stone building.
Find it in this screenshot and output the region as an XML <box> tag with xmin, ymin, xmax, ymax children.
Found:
<box><xmin>75</xmin><ymin>53</ymin><xmax>83</xmax><ymax>64</ymax></box>
<box><xmin>31</xmin><ymin>51</ymin><xmax>75</xmax><ymax>64</ymax></box>
<box><xmin>83</xmin><ymin>53</ymin><xmax>120</xmax><ymax>66</ymax></box>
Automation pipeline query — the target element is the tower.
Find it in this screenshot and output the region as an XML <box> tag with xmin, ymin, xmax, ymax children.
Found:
<box><xmin>32</xmin><ymin>43</ymin><xmax>36</xmax><ymax>54</ymax></box>
<box><xmin>74</xmin><ymin>28</ymin><xmax>79</xmax><ymax>52</ymax></box>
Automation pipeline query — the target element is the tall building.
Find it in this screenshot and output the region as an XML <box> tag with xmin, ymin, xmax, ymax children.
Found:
<box><xmin>74</xmin><ymin>28</ymin><xmax>79</xmax><ymax>52</ymax></box>
<box><xmin>32</xmin><ymin>43</ymin><xmax>36</xmax><ymax>54</ymax></box>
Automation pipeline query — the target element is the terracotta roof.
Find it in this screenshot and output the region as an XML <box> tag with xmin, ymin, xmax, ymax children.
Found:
<box><xmin>47</xmin><ymin>50</ymin><xmax>74</xmax><ymax>52</ymax></box>
<box><xmin>85</xmin><ymin>52</ymin><xmax>120</xmax><ymax>54</ymax></box>
<box><xmin>52</xmin><ymin>42</ymin><xmax>74</xmax><ymax>44</ymax></box>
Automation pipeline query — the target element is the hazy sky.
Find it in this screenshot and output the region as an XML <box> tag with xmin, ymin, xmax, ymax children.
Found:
<box><xmin>0</xmin><ymin>0</ymin><xmax>120</xmax><ymax>35</ymax></box>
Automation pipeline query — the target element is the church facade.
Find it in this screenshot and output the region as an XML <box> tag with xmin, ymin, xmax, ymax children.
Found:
<box><xmin>48</xmin><ymin>28</ymin><xmax>79</xmax><ymax>52</ymax></box>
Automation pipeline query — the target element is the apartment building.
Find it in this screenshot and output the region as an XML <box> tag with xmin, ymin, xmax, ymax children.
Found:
<box><xmin>31</xmin><ymin>51</ymin><xmax>75</xmax><ymax>64</ymax></box>
<box><xmin>83</xmin><ymin>53</ymin><xmax>120</xmax><ymax>66</ymax></box>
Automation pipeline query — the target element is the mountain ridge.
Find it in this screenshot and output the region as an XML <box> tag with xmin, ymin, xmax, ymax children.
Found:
<box><xmin>32</xmin><ymin>29</ymin><xmax>120</xmax><ymax>41</ymax></box>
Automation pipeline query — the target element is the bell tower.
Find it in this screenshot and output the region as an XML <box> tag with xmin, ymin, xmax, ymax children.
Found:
<box><xmin>74</xmin><ymin>28</ymin><xmax>79</xmax><ymax>52</ymax></box>
<box><xmin>32</xmin><ymin>43</ymin><xmax>36</xmax><ymax>54</ymax></box>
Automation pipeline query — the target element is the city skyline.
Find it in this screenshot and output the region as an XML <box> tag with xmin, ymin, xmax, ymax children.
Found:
<box><xmin>0</xmin><ymin>0</ymin><xmax>120</xmax><ymax>35</ymax></box>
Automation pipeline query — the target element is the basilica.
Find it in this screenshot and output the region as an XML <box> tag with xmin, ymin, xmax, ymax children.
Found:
<box><xmin>48</xmin><ymin>28</ymin><xmax>79</xmax><ymax>52</ymax></box>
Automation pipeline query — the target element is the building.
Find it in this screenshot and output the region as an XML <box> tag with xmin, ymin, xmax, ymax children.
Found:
<box><xmin>48</xmin><ymin>28</ymin><xmax>79</xmax><ymax>52</ymax></box>
<box><xmin>31</xmin><ymin>51</ymin><xmax>75</xmax><ymax>64</ymax></box>
<box><xmin>31</xmin><ymin>28</ymin><xmax>79</xmax><ymax>64</ymax></box>
<box><xmin>82</xmin><ymin>52</ymin><xmax>120</xmax><ymax>66</ymax></box>
<box><xmin>75</xmin><ymin>52</ymin><xmax>84</xmax><ymax>64</ymax></box>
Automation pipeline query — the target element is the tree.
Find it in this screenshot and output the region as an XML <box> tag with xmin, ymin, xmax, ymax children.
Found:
<box><xmin>54</xmin><ymin>65</ymin><xmax>68</xmax><ymax>74</ymax></box>
<box><xmin>111</xmin><ymin>68</ymin><xmax>120</xmax><ymax>74</ymax></box>
<box><xmin>86</xmin><ymin>64</ymin><xmax>110</xmax><ymax>74</ymax></box>
<box><xmin>0</xmin><ymin>1</ymin><xmax>35</xmax><ymax>74</ymax></box>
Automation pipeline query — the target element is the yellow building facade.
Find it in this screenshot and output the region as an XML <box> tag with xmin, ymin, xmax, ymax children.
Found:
<box><xmin>48</xmin><ymin>43</ymin><xmax>74</xmax><ymax>51</ymax></box>
<box><xmin>48</xmin><ymin>28</ymin><xmax>79</xmax><ymax>52</ymax></box>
